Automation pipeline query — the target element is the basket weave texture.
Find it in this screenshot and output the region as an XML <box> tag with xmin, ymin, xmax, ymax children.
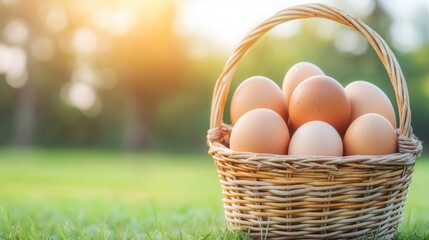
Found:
<box><xmin>206</xmin><ymin>3</ymin><xmax>423</xmax><ymax>239</ymax></box>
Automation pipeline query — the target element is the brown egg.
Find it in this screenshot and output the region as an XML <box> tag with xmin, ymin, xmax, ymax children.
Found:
<box><xmin>345</xmin><ymin>81</ymin><xmax>397</xmax><ymax>128</ymax></box>
<box><xmin>344</xmin><ymin>113</ymin><xmax>397</xmax><ymax>155</ymax></box>
<box><xmin>289</xmin><ymin>75</ymin><xmax>351</xmax><ymax>134</ymax></box>
<box><xmin>230</xmin><ymin>76</ymin><xmax>287</xmax><ymax>125</ymax></box>
<box><xmin>282</xmin><ymin>62</ymin><xmax>325</xmax><ymax>108</ymax></box>
<box><xmin>230</xmin><ymin>108</ymin><xmax>290</xmax><ymax>154</ymax></box>
<box><xmin>288</xmin><ymin>121</ymin><xmax>343</xmax><ymax>156</ymax></box>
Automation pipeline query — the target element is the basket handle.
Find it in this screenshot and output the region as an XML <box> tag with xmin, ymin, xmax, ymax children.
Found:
<box><xmin>209</xmin><ymin>3</ymin><xmax>413</xmax><ymax>138</ymax></box>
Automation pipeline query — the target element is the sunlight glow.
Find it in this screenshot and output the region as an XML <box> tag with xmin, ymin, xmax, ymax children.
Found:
<box><xmin>175</xmin><ymin>0</ymin><xmax>306</xmax><ymax>51</ymax></box>
<box><xmin>379</xmin><ymin>0</ymin><xmax>423</xmax><ymax>20</ymax></box>
<box><xmin>271</xmin><ymin>21</ymin><xmax>301</xmax><ymax>39</ymax></box>
<box><xmin>0</xmin><ymin>45</ymin><xmax>27</xmax><ymax>88</ymax></box>
<box><xmin>6</xmin><ymin>70</ymin><xmax>27</xmax><ymax>88</ymax></box>
<box><xmin>175</xmin><ymin>0</ymin><xmax>379</xmax><ymax>51</ymax></box>
<box><xmin>44</xmin><ymin>5</ymin><xmax>68</xmax><ymax>33</ymax></box>
<box><xmin>1</xmin><ymin>0</ymin><xmax>17</xmax><ymax>6</ymax></box>
<box><xmin>72</xmin><ymin>67</ymin><xmax>98</xmax><ymax>86</ymax></box>
<box><xmin>31</xmin><ymin>37</ymin><xmax>55</xmax><ymax>61</ymax></box>
<box><xmin>61</xmin><ymin>65</ymin><xmax>103</xmax><ymax>117</ymax></box>
<box><xmin>379</xmin><ymin>0</ymin><xmax>427</xmax><ymax>53</ymax></box>
<box><xmin>73</xmin><ymin>28</ymin><xmax>98</xmax><ymax>54</ymax></box>
<box><xmin>92</xmin><ymin>7</ymin><xmax>137</xmax><ymax>36</ymax></box>
<box><xmin>67</xmin><ymin>82</ymin><xmax>97</xmax><ymax>111</ymax></box>
<box><xmin>390</xmin><ymin>20</ymin><xmax>423</xmax><ymax>53</ymax></box>
<box><xmin>3</xmin><ymin>19</ymin><xmax>29</xmax><ymax>45</ymax></box>
<box><xmin>334</xmin><ymin>29</ymin><xmax>367</xmax><ymax>55</ymax></box>
<box><xmin>0</xmin><ymin>44</ymin><xmax>8</xmax><ymax>73</ymax></box>
<box><xmin>345</xmin><ymin>0</ymin><xmax>375</xmax><ymax>18</ymax></box>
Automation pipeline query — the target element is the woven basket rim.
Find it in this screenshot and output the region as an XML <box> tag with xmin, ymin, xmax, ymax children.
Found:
<box><xmin>207</xmin><ymin>125</ymin><xmax>422</xmax><ymax>166</ymax></box>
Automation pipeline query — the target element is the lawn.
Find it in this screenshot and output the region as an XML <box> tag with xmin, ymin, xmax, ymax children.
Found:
<box><xmin>0</xmin><ymin>149</ymin><xmax>428</xmax><ymax>239</ymax></box>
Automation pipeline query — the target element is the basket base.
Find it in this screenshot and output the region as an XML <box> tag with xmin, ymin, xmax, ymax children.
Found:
<box><xmin>214</xmin><ymin>157</ymin><xmax>412</xmax><ymax>240</ymax></box>
<box><xmin>226</xmin><ymin>222</ymin><xmax>397</xmax><ymax>239</ymax></box>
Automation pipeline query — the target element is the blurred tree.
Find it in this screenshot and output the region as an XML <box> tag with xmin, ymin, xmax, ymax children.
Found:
<box><xmin>0</xmin><ymin>0</ymin><xmax>427</xmax><ymax>152</ymax></box>
<box><xmin>108</xmin><ymin>1</ymin><xmax>189</xmax><ymax>150</ymax></box>
<box><xmin>1</xmin><ymin>1</ymin><xmax>39</xmax><ymax>146</ymax></box>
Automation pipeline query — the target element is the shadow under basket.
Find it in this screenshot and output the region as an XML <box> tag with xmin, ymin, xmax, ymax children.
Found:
<box><xmin>207</xmin><ymin>3</ymin><xmax>423</xmax><ymax>240</ymax></box>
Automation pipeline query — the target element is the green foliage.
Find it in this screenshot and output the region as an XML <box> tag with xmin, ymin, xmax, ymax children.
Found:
<box><xmin>0</xmin><ymin>2</ymin><xmax>428</xmax><ymax>151</ymax></box>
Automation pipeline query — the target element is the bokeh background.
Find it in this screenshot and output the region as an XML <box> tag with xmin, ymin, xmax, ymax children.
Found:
<box><xmin>0</xmin><ymin>0</ymin><xmax>428</xmax><ymax>152</ymax></box>
<box><xmin>0</xmin><ymin>0</ymin><xmax>428</xmax><ymax>238</ymax></box>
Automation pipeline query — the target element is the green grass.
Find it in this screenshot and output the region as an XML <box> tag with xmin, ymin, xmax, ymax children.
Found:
<box><xmin>0</xmin><ymin>149</ymin><xmax>428</xmax><ymax>239</ymax></box>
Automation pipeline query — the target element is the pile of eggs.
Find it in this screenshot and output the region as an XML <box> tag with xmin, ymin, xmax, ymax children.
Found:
<box><xmin>229</xmin><ymin>62</ymin><xmax>397</xmax><ymax>156</ymax></box>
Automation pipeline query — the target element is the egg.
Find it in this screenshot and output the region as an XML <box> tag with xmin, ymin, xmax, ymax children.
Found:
<box><xmin>289</xmin><ymin>75</ymin><xmax>351</xmax><ymax>134</ymax></box>
<box><xmin>230</xmin><ymin>76</ymin><xmax>287</xmax><ymax>125</ymax></box>
<box><xmin>344</xmin><ymin>113</ymin><xmax>397</xmax><ymax>155</ymax></box>
<box><xmin>345</xmin><ymin>81</ymin><xmax>396</xmax><ymax>128</ymax></box>
<box><xmin>288</xmin><ymin>121</ymin><xmax>343</xmax><ymax>156</ymax></box>
<box><xmin>282</xmin><ymin>62</ymin><xmax>325</xmax><ymax>108</ymax></box>
<box><xmin>230</xmin><ymin>108</ymin><xmax>290</xmax><ymax>154</ymax></box>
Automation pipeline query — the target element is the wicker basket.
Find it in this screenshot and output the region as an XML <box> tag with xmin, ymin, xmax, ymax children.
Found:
<box><xmin>206</xmin><ymin>3</ymin><xmax>423</xmax><ymax>239</ymax></box>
